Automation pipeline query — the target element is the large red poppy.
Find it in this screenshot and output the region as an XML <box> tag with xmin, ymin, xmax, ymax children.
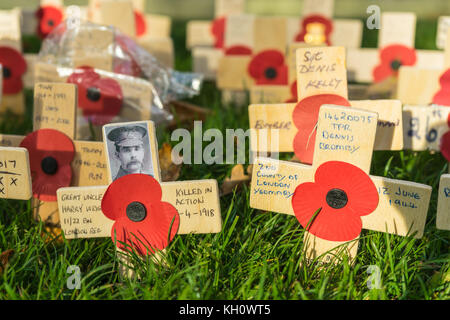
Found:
<box><xmin>373</xmin><ymin>44</ymin><xmax>417</xmax><ymax>83</ymax></box>
<box><xmin>134</xmin><ymin>10</ymin><xmax>147</xmax><ymax>37</ymax></box>
<box><xmin>20</xmin><ymin>129</ymin><xmax>75</xmax><ymax>202</ymax></box>
<box><xmin>295</xmin><ymin>15</ymin><xmax>333</xmax><ymax>45</ymax></box>
<box><xmin>211</xmin><ymin>16</ymin><xmax>226</xmax><ymax>49</ymax></box>
<box><xmin>292</xmin><ymin>161</ymin><xmax>378</xmax><ymax>241</ymax></box>
<box><xmin>102</xmin><ymin>174</ymin><xmax>180</xmax><ymax>256</ymax></box>
<box><xmin>36</xmin><ymin>5</ymin><xmax>64</xmax><ymax>39</ymax></box>
<box><xmin>67</xmin><ymin>67</ymin><xmax>123</xmax><ymax>126</ymax></box>
<box><xmin>292</xmin><ymin>94</ymin><xmax>351</xmax><ymax>164</ymax></box>
<box><xmin>248</xmin><ymin>50</ymin><xmax>288</xmax><ymax>85</ymax></box>
<box><xmin>0</xmin><ymin>46</ymin><xmax>27</xmax><ymax>95</ymax></box>
<box><xmin>432</xmin><ymin>69</ymin><xmax>450</xmax><ymax>106</ymax></box>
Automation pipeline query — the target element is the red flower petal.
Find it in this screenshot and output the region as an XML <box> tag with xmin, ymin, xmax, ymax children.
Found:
<box><xmin>432</xmin><ymin>69</ymin><xmax>450</xmax><ymax>106</ymax></box>
<box><xmin>295</xmin><ymin>15</ymin><xmax>333</xmax><ymax>45</ymax></box>
<box><xmin>440</xmin><ymin>131</ymin><xmax>450</xmax><ymax>161</ymax></box>
<box><xmin>20</xmin><ymin>129</ymin><xmax>75</xmax><ymax>201</ymax></box>
<box><xmin>0</xmin><ymin>46</ymin><xmax>27</xmax><ymax>94</ymax></box>
<box><xmin>248</xmin><ymin>50</ymin><xmax>285</xmax><ymax>80</ymax></box>
<box><xmin>373</xmin><ymin>44</ymin><xmax>417</xmax><ymax>83</ymax></box>
<box><xmin>211</xmin><ymin>17</ymin><xmax>226</xmax><ymax>49</ymax></box>
<box><xmin>36</xmin><ymin>5</ymin><xmax>64</xmax><ymax>39</ymax></box>
<box><xmin>134</xmin><ymin>10</ymin><xmax>147</xmax><ymax>37</ymax></box>
<box><xmin>292</xmin><ymin>94</ymin><xmax>351</xmax><ymax>164</ymax></box>
<box><xmin>225</xmin><ymin>45</ymin><xmax>253</xmax><ymax>56</ymax></box>
<box><xmin>102</xmin><ymin>174</ymin><xmax>163</xmax><ymax>221</ymax></box>
<box><xmin>292</xmin><ymin>161</ymin><xmax>378</xmax><ymax>241</ymax></box>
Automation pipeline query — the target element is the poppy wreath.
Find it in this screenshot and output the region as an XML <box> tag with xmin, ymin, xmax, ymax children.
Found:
<box><xmin>20</xmin><ymin>129</ymin><xmax>75</xmax><ymax>202</ymax></box>
<box><xmin>67</xmin><ymin>67</ymin><xmax>124</xmax><ymax>126</ymax></box>
<box><xmin>284</xmin><ymin>81</ymin><xmax>298</xmax><ymax>103</ymax></box>
<box><xmin>292</xmin><ymin>161</ymin><xmax>379</xmax><ymax>241</ymax></box>
<box><xmin>292</xmin><ymin>94</ymin><xmax>351</xmax><ymax>164</ymax></box>
<box><xmin>134</xmin><ymin>10</ymin><xmax>147</xmax><ymax>37</ymax></box>
<box><xmin>248</xmin><ymin>50</ymin><xmax>288</xmax><ymax>85</ymax></box>
<box><xmin>373</xmin><ymin>44</ymin><xmax>417</xmax><ymax>83</ymax></box>
<box><xmin>102</xmin><ymin>174</ymin><xmax>180</xmax><ymax>256</ymax></box>
<box><xmin>36</xmin><ymin>5</ymin><xmax>64</xmax><ymax>39</ymax></box>
<box><xmin>295</xmin><ymin>15</ymin><xmax>333</xmax><ymax>45</ymax></box>
<box><xmin>0</xmin><ymin>46</ymin><xmax>27</xmax><ymax>95</ymax></box>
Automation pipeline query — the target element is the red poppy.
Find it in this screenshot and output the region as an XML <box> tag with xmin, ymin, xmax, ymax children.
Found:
<box><xmin>295</xmin><ymin>15</ymin><xmax>333</xmax><ymax>45</ymax></box>
<box><xmin>292</xmin><ymin>94</ymin><xmax>351</xmax><ymax>164</ymax></box>
<box><xmin>248</xmin><ymin>50</ymin><xmax>288</xmax><ymax>85</ymax></box>
<box><xmin>0</xmin><ymin>46</ymin><xmax>27</xmax><ymax>95</ymax></box>
<box><xmin>134</xmin><ymin>10</ymin><xmax>147</xmax><ymax>37</ymax></box>
<box><xmin>211</xmin><ymin>16</ymin><xmax>226</xmax><ymax>49</ymax></box>
<box><xmin>102</xmin><ymin>174</ymin><xmax>180</xmax><ymax>255</ymax></box>
<box><xmin>20</xmin><ymin>129</ymin><xmax>75</xmax><ymax>202</ymax></box>
<box><xmin>432</xmin><ymin>69</ymin><xmax>450</xmax><ymax>106</ymax></box>
<box><xmin>441</xmin><ymin>131</ymin><xmax>450</xmax><ymax>162</ymax></box>
<box><xmin>292</xmin><ymin>161</ymin><xmax>379</xmax><ymax>241</ymax></box>
<box><xmin>284</xmin><ymin>81</ymin><xmax>298</xmax><ymax>103</ymax></box>
<box><xmin>373</xmin><ymin>44</ymin><xmax>417</xmax><ymax>83</ymax></box>
<box><xmin>225</xmin><ymin>45</ymin><xmax>252</xmax><ymax>56</ymax></box>
<box><xmin>67</xmin><ymin>67</ymin><xmax>123</xmax><ymax>126</ymax></box>
<box><xmin>36</xmin><ymin>5</ymin><xmax>64</xmax><ymax>39</ymax></box>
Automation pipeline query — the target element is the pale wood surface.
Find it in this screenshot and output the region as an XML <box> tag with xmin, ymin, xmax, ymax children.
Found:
<box><xmin>217</xmin><ymin>56</ymin><xmax>253</xmax><ymax>90</ymax></box>
<box><xmin>249</xmin><ymin>86</ymin><xmax>291</xmax><ymax>104</ymax></box>
<box><xmin>436</xmin><ymin>16</ymin><xmax>450</xmax><ymax>50</ymax></box>
<box><xmin>253</xmin><ymin>17</ymin><xmax>287</xmax><ymax>53</ymax></box>
<box><xmin>71</xmin><ymin>141</ymin><xmax>109</xmax><ymax>186</ymax></box>
<box><xmin>0</xmin><ymin>147</ymin><xmax>32</xmax><ymax>200</ymax></box>
<box><xmin>215</xmin><ymin>0</ymin><xmax>246</xmax><ymax>17</ymax></box>
<box><xmin>378</xmin><ymin>12</ymin><xmax>416</xmax><ymax>48</ymax></box>
<box><xmin>99</xmin><ymin>0</ymin><xmax>136</xmax><ymax>37</ymax></box>
<box><xmin>192</xmin><ymin>47</ymin><xmax>223</xmax><ymax>80</ymax></box>
<box><xmin>331</xmin><ymin>19</ymin><xmax>363</xmax><ymax>49</ymax></box>
<box><xmin>397</xmin><ymin>67</ymin><xmax>442</xmax><ymax>105</ymax></box>
<box><xmin>144</xmin><ymin>14</ymin><xmax>171</xmax><ymax>38</ymax></box>
<box><xmin>224</xmin><ymin>14</ymin><xmax>255</xmax><ymax>50</ymax></box>
<box><xmin>186</xmin><ymin>21</ymin><xmax>214</xmax><ymax>49</ymax></box>
<box><xmin>0</xmin><ymin>134</ymin><xmax>25</xmax><ymax>148</ymax></box>
<box><xmin>302</xmin><ymin>0</ymin><xmax>334</xmax><ymax>18</ymax></box>
<box><xmin>0</xmin><ymin>93</ymin><xmax>25</xmax><ymax>115</ymax></box>
<box><xmin>437</xmin><ymin>174</ymin><xmax>450</xmax><ymax>231</ymax></box>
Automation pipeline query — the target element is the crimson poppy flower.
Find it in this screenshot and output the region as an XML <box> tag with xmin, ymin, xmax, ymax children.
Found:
<box><xmin>211</xmin><ymin>16</ymin><xmax>226</xmax><ymax>49</ymax></box>
<box><xmin>432</xmin><ymin>69</ymin><xmax>450</xmax><ymax>106</ymax></box>
<box><xmin>0</xmin><ymin>46</ymin><xmax>27</xmax><ymax>95</ymax></box>
<box><xmin>36</xmin><ymin>5</ymin><xmax>64</xmax><ymax>39</ymax></box>
<box><xmin>295</xmin><ymin>15</ymin><xmax>333</xmax><ymax>45</ymax></box>
<box><xmin>292</xmin><ymin>94</ymin><xmax>351</xmax><ymax>164</ymax></box>
<box><xmin>225</xmin><ymin>45</ymin><xmax>252</xmax><ymax>56</ymax></box>
<box><xmin>134</xmin><ymin>10</ymin><xmax>147</xmax><ymax>37</ymax></box>
<box><xmin>292</xmin><ymin>161</ymin><xmax>379</xmax><ymax>241</ymax></box>
<box><xmin>248</xmin><ymin>50</ymin><xmax>288</xmax><ymax>85</ymax></box>
<box><xmin>284</xmin><ymin>81</ymin><xmax>298</xmax><ymax>103</ymax></box>
<box><xmin>441</xmin><ymin>131</ymin><xmax>450</xmax><ymax>162</ymax></box>
<box><xmin>20</xmin><ymin>129</ymin><xmax>75</xmax><ymax>202</ymax></box>
<box><xmin>373</xmin><ymin>44</ymin><xmax>417</xmax><ymax>83</ymax></box>
<box><xmin>102</xmin><ymin>174</ymin><xmax>180</xmax><ymax>255</ymax></box>
<box><xmin>67</xmin><ymin>67</ymin><xmax>123</xmax><ymax>126</ymax></box>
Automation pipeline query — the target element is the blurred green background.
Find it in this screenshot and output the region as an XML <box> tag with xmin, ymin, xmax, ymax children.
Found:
<box><xmin>1</xmin><ymin>0</ymin><xmax>450</xmax><ymax>19</ymax></box>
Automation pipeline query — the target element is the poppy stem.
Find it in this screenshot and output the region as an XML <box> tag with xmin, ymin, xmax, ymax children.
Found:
<box><xmin>305</xmin><ymin>207</ymin><xmax>322</xmax><ymax>231</ymax></box>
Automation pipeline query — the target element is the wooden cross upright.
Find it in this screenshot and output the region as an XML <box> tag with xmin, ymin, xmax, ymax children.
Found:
<box><xmin>0</xmin><ymin>82</ymin><xmax>109</xmax><ymax>224</ymax></box>
<box><xmin>437</xmin><ymin>174</ymin><xmax>450</xmax><ymax>231</ymax></box>
<box><xmin>249</xmin><ymin>46</ymin><xmax>404</xmax><ymax>164</ymax></box>
<box><xmin>57</xmin><ymin>120</ymin><xmax>222</xmax><ymax>274</ymax></box>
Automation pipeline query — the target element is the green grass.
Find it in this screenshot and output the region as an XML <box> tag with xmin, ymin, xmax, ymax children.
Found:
<box><xmin>0</xmin><ymin>19</ymin><xmax>449</xmax><ymax>300</ymax></box>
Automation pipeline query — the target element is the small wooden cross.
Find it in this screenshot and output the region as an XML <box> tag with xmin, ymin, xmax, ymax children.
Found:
<box><xmin>250</xmin><ymin>103</ymin><xmax>432</xmax><ymax>263</ymax></box>
<box><xmin>57</xmin><ymin>119</ymin><xmax>222</xmax><ymax>273</ymax></box>
<box><xmin>0</xmin><ymin>82</ymin><xmax>109</xmax><ymax>224</ymax></box>
<box><xmin>0</xmin><ymin>146</ymin><xmax>32</xmax><ymax>201</ymax></box>
<box><xmin>437</xmin><ymin>174</ymin><xmax>450</xmax><ymax>231</ymax></box>
<box><xmin>249</xmin><ymin>46</ymin><xmax>404</xmax><ymax>164</ymax></box>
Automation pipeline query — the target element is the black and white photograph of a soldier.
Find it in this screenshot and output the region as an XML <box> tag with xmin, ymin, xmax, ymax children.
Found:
<box><xmin>104</xmin><ymin>122</ymin><xmax>155</xmax><ymax>181</ymax></box>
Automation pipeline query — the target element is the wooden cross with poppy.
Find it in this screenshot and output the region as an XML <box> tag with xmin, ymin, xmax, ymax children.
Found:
<box><xmin>437</xmin><ymin>174</ymin><xmax>450</xmax><ymax>231</ymax></box>
<box><xmin>0</xmin><ymin>8</ymin><xmax>27</xmax><ymax>116</ymax></box>
<box><xmin>56</xmin><ymin>120</ymin><xmax>222</xmax><ymax>274</ymax></box>
<box><xmin>249</xmin><ymin>46</ymin><xmax>404</xmax><ymax>165</ymax></box>
<box><xmin>249</xmin><ymin>45</ymin><xmax>433</xmax><ymax>263</ymax></box>
<box><xmin>36</xmin><ymin>0</ymin><xmax>65</xmax><ymax>39</ymax></box>
<box><xmin>0</xmin><ymin>82</ymin><xmax>109</xmax><ymax>224</ymax></box>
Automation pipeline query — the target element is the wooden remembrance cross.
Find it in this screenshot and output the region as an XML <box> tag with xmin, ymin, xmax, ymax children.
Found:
<box><xmin>249</xmin><ymin>47</ymin><xmax>432</xmax><ymax>263</ymax></box>
<box><xmin>57</xmin><ymin>120</ymin><xmax>222</xmax><ymax>270</ymax></box>
<box><xmin>0</xmin><ymin>82</ymin><xmax>108</xmax><ymax>224</ymax></box>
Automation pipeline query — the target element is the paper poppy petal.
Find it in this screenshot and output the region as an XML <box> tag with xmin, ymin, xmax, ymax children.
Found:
<box><xmin>314</xmin><ymin>161</ymin><xmax>379</xmax><ymax>216</ymax></box>
<box><xmin>248</xmin><ymin>50</ymin><xmax>285</xmax><ymax>80</ymax></box>
<box><xmin>2</xmin><ymin>77</ymin><xmax>24</xmax><ymax>95</ymax></box>
<box><xmin>373</xmin><ymin>45</ymin><xmax>417</xmax><ymax>83</ymax></box>
<box><xmin>440</xmin><ymin>131</ymin><xmax>450</xmax><ymax>161</ymax></box>
<box><xmin>32</xmin><ymin>164</ymin><xmax>72</xmax><ymax>201</ymax></box>
<box><xmin>36</xmin><ymin>6</ymin><xmax>64</xmax><ymax>39</ymax></box>
<box><xmin>225</xmin><ymin>45</ymin><xmax>253</xmax><ymax>56</ymax></box>
<box><xmin>0</xmin><ymin>46</ymin><xmax>27</xmax><ymax>94</ymax></box>
<box><xmin>211</xmin><ymin>17</ymin><xmax>226</xmax><ymax>49</ymax></box>
<box><xmin>373</xmin><ymin>64</ymin><xmax>393</xmax><ymax>83</ymax></box>
<box><xmin>432</xmin><ymin>69</ymin><xmax>450</xmax><ymax>106</ymax></box>
<box><xmin>292</xmin><ymin>94</ymin><xmax>351</xmax><ymax>164</ymax></box>
<box><xmin>134</xmin><ymin>10</ymin><xmax>147</xmax><ymax>37</ymax></box>
<box><xmin>102</xmin><ymin>174</ymin><xmax>163</xmax><ymax>221</ymax></box>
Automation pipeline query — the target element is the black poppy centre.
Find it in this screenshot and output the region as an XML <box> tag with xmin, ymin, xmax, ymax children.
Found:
<box><xmin>126</xmin><ymin>201</ymin><xmax>147</xmax><ymax>222</ymax></box>
<box><xmin>41</xmin><ymin>156</ymin><xmax>58</xmax><ymax>175</ymax></box>
<box><xmin>47</xmin><ymin>20</ymin><xmax>54</xmax><ymax>27</ymax></box>
<box><xmin>86</xmin><ymin>87</ymin><xmax>102</xmax><ymax>102</ymax></box>
<box><xmin>264</xmin><ymin>67</ymin><xmax>277</xmax><ymax>79</ymax></box>
<box><xmin>390</xmin><ymin>59</ymin><xmax>402</xmax><ymax>71</ymax></box>
<box><xmin>326</xmin><ymin>188</ymin><xmax>348</xmax><ymax>209</ymax></box>
<box><xmin>2</xmin><ymin>66</ymin><xmax>11</xmax><ymax>79</ymax></box>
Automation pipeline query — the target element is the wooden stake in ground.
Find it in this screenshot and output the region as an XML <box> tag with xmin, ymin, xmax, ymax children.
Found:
<box><xmin>250</xmin><ymin>104</ymin><xmax>432</xmax><ymax>264</ymax></box>
<box><xmin>0</xmin><ymin>82</ymin><xmax>109</xmax><ymax>224</ymax></box>
<box><xmin>58</xmin><ymin>119</ymin><xmax>222</xmax><ymax>275</ymax></box>
<box><xmin>437</xmin><ymin>174</ymin><xmax>450</xmax><ymax>231</ymax></box>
